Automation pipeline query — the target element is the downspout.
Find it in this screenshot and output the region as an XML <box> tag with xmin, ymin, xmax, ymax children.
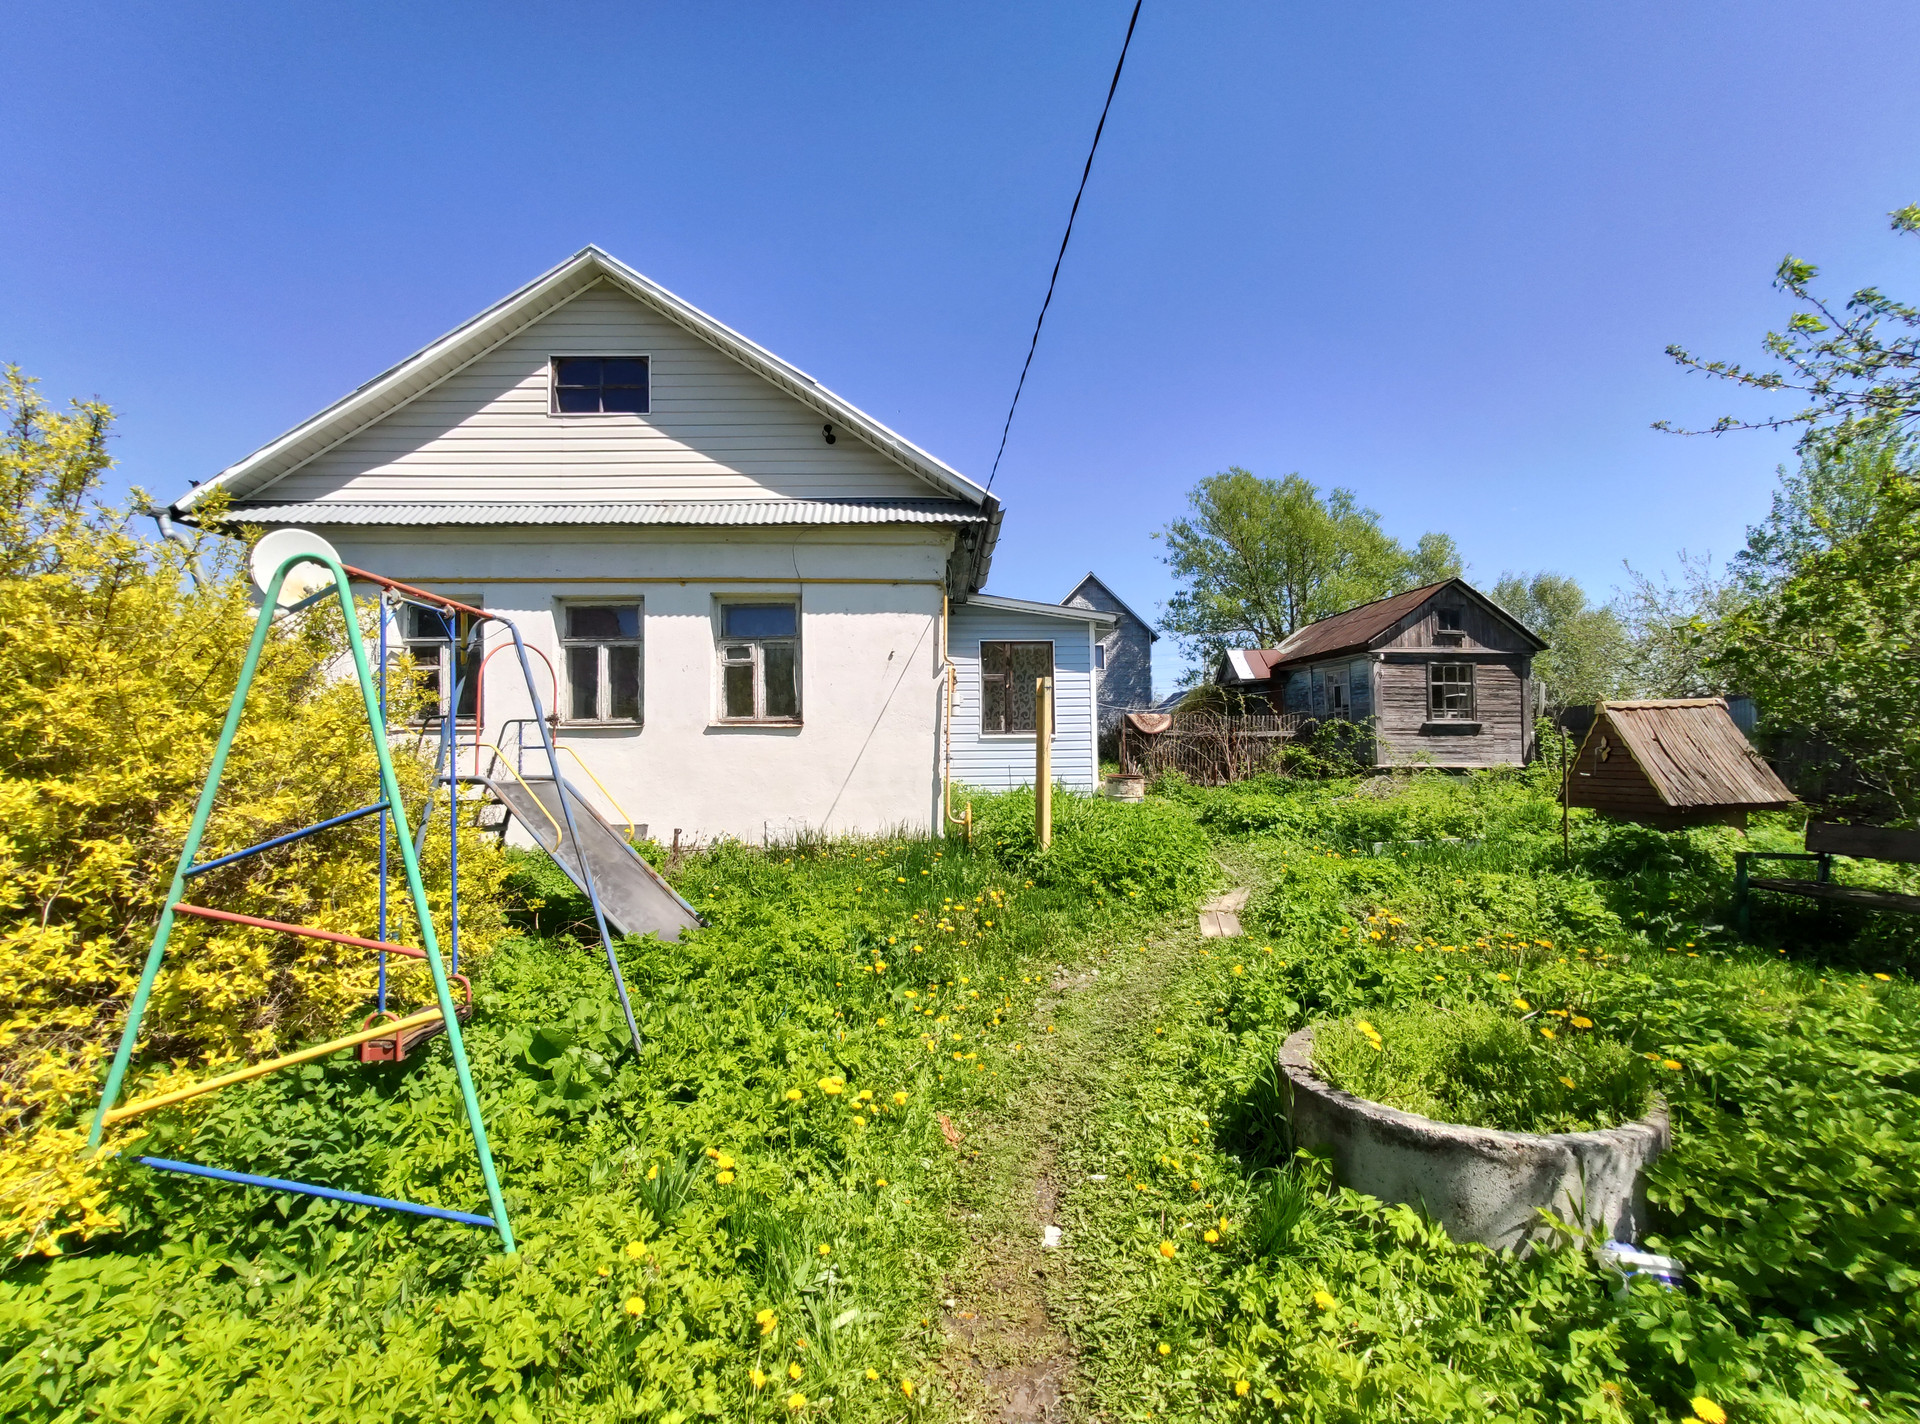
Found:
<box><xmin>148</xmin><ymin>504</ymin><xmax>202</xmax><ymax>590</ymax></box>
<box><xmin>940</xmin><ymin>590</ymin><xmax>972</xmax><ymax>844</ymax></box>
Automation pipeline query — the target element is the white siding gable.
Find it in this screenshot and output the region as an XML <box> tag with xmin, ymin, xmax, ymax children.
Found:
<box><xmin>947</xmin><ymin>602</ymin><xmax>1098</xmax><ymax>794</ymax></box>
<box><xmin>256</xmin><ymin>282</ymin><xmax>936</xmax><ymax>506</ymax></box>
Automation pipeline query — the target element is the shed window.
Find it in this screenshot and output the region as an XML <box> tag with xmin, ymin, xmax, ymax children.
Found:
<box><xmin>717</xmin><ymin>602</ymin><xmax>799</xmax><ymax>722</ymax></box>
<box><xmin>562</xmin><ymin>603</ymin><xmax>642</xmax><ymax>723</ymax></box>
<box><xmin>552</xmin><ymin>356</ymin><xmax>650</xmax><ymax>414</ymax></box>
<box><xmin>1436</xmin><ymin>607</ymin><xmax>1464</xmax><ymax>633</ymax></box>
<box><xmin>398</xmin><ymin>602</ymin><xmax>482</xmax><ymax>722</ymax></box>
<box><xmin>981</xmin><ymin>642</ymin><xmax>1054</xmax><ymax>734</ymax></box>
<box><xmin>1093</xmin><ymin>643</ymin><xmax>1107</xmax><ymax>670</ymax></box>
<box><xmin>1428</xmin><ymin>663</ymin><xmax>1474</xmax><ymax>719</ymax></box>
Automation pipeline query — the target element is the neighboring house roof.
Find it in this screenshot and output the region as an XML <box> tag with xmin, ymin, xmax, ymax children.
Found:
<box><xmin>960</xmin><ymin>593</ymin><xmax>1117</xmax><ymax>627</ymax></box>
<box><xmin>226</xmin><ymin>498</ymin><xmax>987</xmax><ymax>527</ymax></box>
<box><xmin>1586</xmin><ymin>699</ymin><xmax>1797</xmax><ymax>810</ymax></box>
<box><xmin>1151</xmin><ymin>685</ymin><xmax>1200</xmax><ymax>711</ymax></box>
<box><xmin>1061</xmin><ymin>572</ymin><xmax>1160</xmax><ymax>642</ymax></box>
<box><xmin>1216</xmin><ymin>578</ymin><xmax>1546</xmax><ymax>683</ymax></box>
<box><xmin>171</xmin><ymin>245</ymin><xmax>1002</xmax><ymax>581</ymax></box>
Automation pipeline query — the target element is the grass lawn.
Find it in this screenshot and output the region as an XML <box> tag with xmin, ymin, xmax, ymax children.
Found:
<box><xmin>3</xmin><ymin>771</ymin><xmax>1916</xmax><ymax>1423</ymax></box>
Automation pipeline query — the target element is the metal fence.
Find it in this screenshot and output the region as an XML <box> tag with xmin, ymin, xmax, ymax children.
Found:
<box><xmin>1120</xmin><ymin>711</ymin><xmax>1312</xmax><ymax>785</ymax></box>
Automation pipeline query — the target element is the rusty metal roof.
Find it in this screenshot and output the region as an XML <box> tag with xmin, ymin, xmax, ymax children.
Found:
<box><xmin>1590</xmin><ymin>698</ymin><xmax>1797</xmax><ymax>809</ymax></box>
<box><xmin>1219</xmin><ymin>578</ymin><xmax>1544</xmax><ymax>683</ymax></box>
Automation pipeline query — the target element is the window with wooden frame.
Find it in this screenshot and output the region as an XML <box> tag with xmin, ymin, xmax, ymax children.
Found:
<box><xmin>550</xmin><ymin>356</ymin><xmax>650</xmax><ymax>414</ymax></box>
<box><xmin>562</xmin><ymin>603</ymin><xmax>642</xmax><ymax>723</ymax></box>
<box><xmin>1427</xmin><ymin>662</ymin><xmax>1475</xmax><ymax>720</ymax></box>
<box><xmin>980</xmin><ymin>641</ymin><xmax>1054</xmax><ymax>734</ymax></box>
<box><xmin>399</xmin><ymin>601</ymin><xmax>482</xmax><ymax>722</ymax></box>
<box><xmin>716</xmin><ymin>602</ymin><xmax>799</xmax><ymax>723</ymax></box>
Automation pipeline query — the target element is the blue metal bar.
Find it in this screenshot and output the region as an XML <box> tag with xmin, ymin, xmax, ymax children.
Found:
<box><xmin>377</xmin><ymin>591</ymin><xmax>390</xmax><ymax>1012</ymax></box>
<box><xmin>491</xmin><ymin>620</ymin><xmax>644</xmax><ymax>1057</ymax></box>
<box><xmin>184</xmin><ymin>803</ymin><xmax>390</xmax><ymax>878</ymax></box>
<box><xmin>136</xmin><ymin>1156</ymin><xmax>495</xmax><ymax>1228</ymax></box>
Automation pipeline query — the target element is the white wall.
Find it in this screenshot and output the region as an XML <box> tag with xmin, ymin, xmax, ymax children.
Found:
<box><xmin>327</xmin><ymin>524</ymin><xmax>952</xmax><ymax>841</ymax></box>
<box><xmin>259</xmin><ymin>282</ymin><xmax>936</xmax><ymax>505</ymax></box>
<box><xmin>945</xmin><ymin>603</ymin><xmax>1099</xmax><ymax>795</ymax></box>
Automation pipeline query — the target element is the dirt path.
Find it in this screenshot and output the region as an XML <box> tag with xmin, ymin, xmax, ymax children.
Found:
<box><xmin>931</xmin><ymin>866</ymin><xmax>1249</xmax><ymax>1421</ymax></box>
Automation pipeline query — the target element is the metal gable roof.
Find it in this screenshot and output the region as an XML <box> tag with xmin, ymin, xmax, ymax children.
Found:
<box><xmin>172</xmin><ymin>246</ymin><xmax>996</xmax><ymax>520</ymax></box>
<box><xmin>959</xmin><ymin>593</ymin><xmax>1118</xmax><ymax>627</ymax></box>
<box><xmin>1216</xmin><ymin>578</ymin><xmax>1546</xmax><ymax>682</ymax></box>
<box><xmin>226</xmin><ymin>499</ymin><xmax>988</xmax><ymax>527</ymax></box>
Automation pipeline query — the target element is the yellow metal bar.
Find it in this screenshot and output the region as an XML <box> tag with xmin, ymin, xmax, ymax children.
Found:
<box><xmin>471</xmin><ymin>741</ymin><xmax>564</xmax><ymax>846</ymax></box>
<box><xmin>103</xmin><ymin>1008</ymin><xmax>444</xmax><ymax>1125</ymax></box>
<box><xmin>550</xmin><ymin>745</ymin><xmax>638</xmax><ymax>835</ymax></box>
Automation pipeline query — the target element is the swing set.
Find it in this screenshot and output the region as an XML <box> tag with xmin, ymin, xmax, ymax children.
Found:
<box><xmin>85</xmin><ymin>530</ymin><xmax>648</xmax><ymax>1254</ymax></box>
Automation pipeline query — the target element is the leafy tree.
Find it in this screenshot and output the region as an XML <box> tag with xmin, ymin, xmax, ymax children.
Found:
<box><xmin>0</xmin><ymin>366</ymin><xmax>502</xmax><ymax>1254</ymax></box>
<box><xmin>1719</xmin><ymin>465</ymin><xmax>1920</xmax><ymax>822</ymax></box>
<box><xmin>1157</xmin><ymin>468</ymin><xmax>1462</xmax><ymax>673</ymax></box>
<box><xmin>1615</xmin><ymin>554</ymin><xmax>1747</xmax><ymax>699</ymax></box>
<box><xmin>1732</xmin><ymin>428</ymin><xmax>1915</xmax><ymax>589</ymax></box>
<box><xmin>1489</xmin><ymin>572</ymin><xmax>1627</xmax><ymax>708</ymax></box>
<box><xmin>1656</xmin><ymin>204</ymin><xmax>1920</xmax><ymax>453</ymax></box>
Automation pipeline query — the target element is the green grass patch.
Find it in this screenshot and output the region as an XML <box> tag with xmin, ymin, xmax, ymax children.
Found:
<box><xmin>1311</xmin><ymin>1002</ymin><xmax>1656</xmax><ymax>1134</ymax></box>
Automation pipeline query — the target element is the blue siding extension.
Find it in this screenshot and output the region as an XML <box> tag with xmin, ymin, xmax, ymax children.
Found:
<box><xmin>948</xmin><ymin>603</ymin><xmax>1099</xmax><ymax>794</ymax></box>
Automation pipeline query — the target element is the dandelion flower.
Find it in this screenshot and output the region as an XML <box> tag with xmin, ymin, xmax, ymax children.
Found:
<box><xmin>894</xmin><ymin>1091</ymin><xmax>909</xmax><ymax>1105</ymax></box>
<box><xmin>818</xmin><ymin>1243</ymin><xmax>832</xmax><ymax>1257</ymax></box>
<box><xmin>1662</xmin><ymin>1058</ymin><xmax>1683</xmax><ymax>1071</ymax></box>
<box><xmin>785</xmin><ymin>1088</ymin><xmax>803</xmax><ymax>1102</ymax></box>
<box><xmin>818</xmin><ymin>1076</ymin><xmax>845</xmax><ymax>1095</ymax></box>
<box><xmin>1496</xmin><ymin>973</ymin><xmax>1511</xmax><ymax>982</ymax></box>
<box><xmin>1691</xmin><ymin>1398</ymin><xmax>1727</xmax><ymax>1424</ymax></box>
<box><xmin>625</xmin><ymin>1240</ymin><xmax>645</xmax><ymax>1259</ymax></box>
<box><xmin>596</xmin><ymin>1265</ymin><xmax>611</xmax><ymax>1277</ymax></box>
<box><xmin>1541</xmin><ymin>1027</ymin><xmax>1557</xmax><ymax>1039</ymax></box>
<box><xmin>1191</xmin><ymin>1180</ymin><xmax>1203</xmax><ymax>1192</ymax></box>
<box><xmin>1157</xmin><ymin>1342</ymin><xmax>1171</xmax><ymax>1356</ymax></box>
<box><xmin>1874</xmin><ymin>973</ymin><xmax>1892</xmax><ymax>982</ymax></box>
<box><xmin>857</xmin><ymin>1089</ymin><xmax>874</xmax><ymax>1102</ymax></box>
<box><xmin>1204</xmin><ymin>1229</ymin><xmax>1219</xmax><ymax>1243</ymax></box>
<box><xmin>1313</xmin><ymin>1290</ymin><xmax>1337</xmax><ymax>1311</ymax></box>
<box><xmin>789</xmin><ymin>1362</ymin><xmax>804</xmax><ymax>1380</ymax></box>
<box><xmin>716</xmin><ymin>1170</ymin><xmax>735</xmax><ymax>1184</ymax></box>
<box><xmin>787</xmin><ymin>1392</ymin><xmax>806</xmax><ymax>1411</ymax></box>
<box><xmin>1235</xmin><ymin>1379</ymin><xmax>1251</xmax><ymax>1397</ymax></box>
<box><xmin>1513</xmin><ymin>998</ymin><xmax>1531</xmax><ymax>1011</ymax></box>
<box><xmin>624</xmin><ymin>1295</ymin><xmax>646</xmax><ymax>1316</ymax></box>
<box><xmin>865</xmin><ymin>1367</ymin><xmax>880</xmax><ymax>1380</ymax></box>
<box><xmin>901</xmin><ymin>1379</ymin><xmax>916</xmax><ymax>1397</ymax></box>
<box><xmin>716</xmin><ymin>1153</ymin><xmax>735</xmax><ymax>1170</ymax></box>
<box><xmin>645</xmin><ymin>1163</ymin><xmax>658</xmax><ymax>1180</ymax></box>
<box><xmin>751</xmin><ymin>1366</ymin><xmax>768</xmax><ymax>1389</ymax></box>
<box><xmin>1571</xmin><ymin>1016</ymin><xmax>1594</xmax><ymax>1029</ymax></box>
<box><xmin>1159</xmin><ymin>1240</ymin><xmax>1177</xmax><ymax>1258</ymax></box>
<box><xmin>875</xmin><ymin>1176</ymin><xmax>888</xmax><ymax>1186</ymax></box>
<box><xmin>1559</xmin><ymin>1075</ymin><xmax>1576</xmax><ymax>1089</ymax></box>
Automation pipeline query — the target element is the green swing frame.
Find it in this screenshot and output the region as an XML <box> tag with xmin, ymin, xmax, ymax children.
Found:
<box><xmin>85</xmin><ymin>549</ymin><xmax>514</xmax><ymax>1252</ymax></box>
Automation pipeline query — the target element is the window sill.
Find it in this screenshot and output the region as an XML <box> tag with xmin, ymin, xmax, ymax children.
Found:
<box><xmin>708</xmin><ymin>719</ymin><xmax>803</xmax><ymax>731</ymax></box>
<box><xmin>556</xmin><ymin>721</ymin><xmax>643</xmax><ymax>731</ymax></box>
<box><xmin>1422</xmin><ymin>720</ymin><xmax>1482</xmax><ymax>733</ymax></box>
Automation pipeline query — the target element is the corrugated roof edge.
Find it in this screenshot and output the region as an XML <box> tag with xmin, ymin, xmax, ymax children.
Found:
<box><xmin>224</xmin><ymin>499</ymin><xmax>989</xmax><ymax>527</ymax></box>
<box><xmin>959</xmin><ymin>592</ymin><xmax>1118</xmax><ymax>626</ymax></box>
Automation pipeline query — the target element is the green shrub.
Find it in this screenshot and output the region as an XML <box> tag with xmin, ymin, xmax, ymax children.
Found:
<box><xmin>969</xmin><ymin>786</ymin><xmax>1214</xmax><ymax>910</ymax></box>
<box><xmin>1312</xmin><ymin>1004</ymin><xmax>1655</xmax><ymax>1134</ymax></box>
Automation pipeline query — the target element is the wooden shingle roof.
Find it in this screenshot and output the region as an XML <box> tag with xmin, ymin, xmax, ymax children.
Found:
<box><xmin>1590</xmin><ymin>699</ymin><xmax>1796</xmax><ymax>810</ymax></box>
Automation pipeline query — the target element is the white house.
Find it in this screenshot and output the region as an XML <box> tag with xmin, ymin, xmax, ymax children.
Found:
<box><xmin>169</xmin><ymin>247</ymin><xmax>1105</xmax><ymax>841</ymax></box>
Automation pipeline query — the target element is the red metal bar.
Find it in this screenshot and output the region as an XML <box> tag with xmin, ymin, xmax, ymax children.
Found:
<box><xmin>172</xmin><ymin>902</ymin><xmax>426</xmax><ymax>958</ymax></box>
<box><xmin>341</xmin><ymin>565</ymin><xmax>489</xmax><ymax>622</ymax></box>
<box><xmin>173</xmin><ymin>903</ymin><xmax>473</xmax><ymax>1007</ymax></box>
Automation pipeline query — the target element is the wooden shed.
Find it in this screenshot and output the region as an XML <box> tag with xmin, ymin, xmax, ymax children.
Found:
<box><xmin>1565</xmin><ymin>698</ymin><xmax>1797</xmax><ymax>829</ymax></box>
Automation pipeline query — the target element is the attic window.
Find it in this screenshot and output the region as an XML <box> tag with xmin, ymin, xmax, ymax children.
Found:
<box><xmin>1436</xmin><ymin>607</ymin><xmax>1464</xmax><ymax>634</ymax></box>
<box><xmin>552</xmin><ymin>357</ymin><xmax>650</xmax><ymax>415</ymax></box>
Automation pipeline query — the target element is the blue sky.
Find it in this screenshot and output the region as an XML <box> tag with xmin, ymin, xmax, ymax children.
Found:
<box><xmin>5</xmin><ymin>2</ymin><xmax>1918</xmax><ymax>693</ymax></box>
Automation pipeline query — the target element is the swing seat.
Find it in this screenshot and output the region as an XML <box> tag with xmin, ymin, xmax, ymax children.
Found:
<box><xmin>358</xmin><ymin>998</ymin><xmax>473</xmax><ymax>1063</ymax></box>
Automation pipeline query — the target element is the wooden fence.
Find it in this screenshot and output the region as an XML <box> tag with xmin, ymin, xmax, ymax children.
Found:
<box><xmin>1119</xmin><ymin>711</ymin><xmax>1312</xmax><ymax>785</ymax></box>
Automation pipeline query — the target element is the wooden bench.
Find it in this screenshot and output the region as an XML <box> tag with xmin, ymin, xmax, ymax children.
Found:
<box><xmin>1735</xmin><ymin>821</ymin><xmax>1920</xmax><ymax>931</ymax></box>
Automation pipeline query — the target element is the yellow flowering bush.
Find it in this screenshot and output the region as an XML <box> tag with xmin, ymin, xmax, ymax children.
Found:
<box><xmin>0</xmin><ymin>371</ymin><xmax>502</xmax><ymax>1254</ymax></box>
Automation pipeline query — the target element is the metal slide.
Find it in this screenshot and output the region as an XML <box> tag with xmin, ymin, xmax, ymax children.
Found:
<box><xmin>475</xmin><ymin>774</ymin><xmax>703</xmax><ymax>942</ymax></box>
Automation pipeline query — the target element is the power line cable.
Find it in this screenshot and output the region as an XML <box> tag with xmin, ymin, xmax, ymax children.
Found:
<box><xmin>985</xmin><ymin>0</ymin><xmax>1143</xmax><ymax>493</ymax></box>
